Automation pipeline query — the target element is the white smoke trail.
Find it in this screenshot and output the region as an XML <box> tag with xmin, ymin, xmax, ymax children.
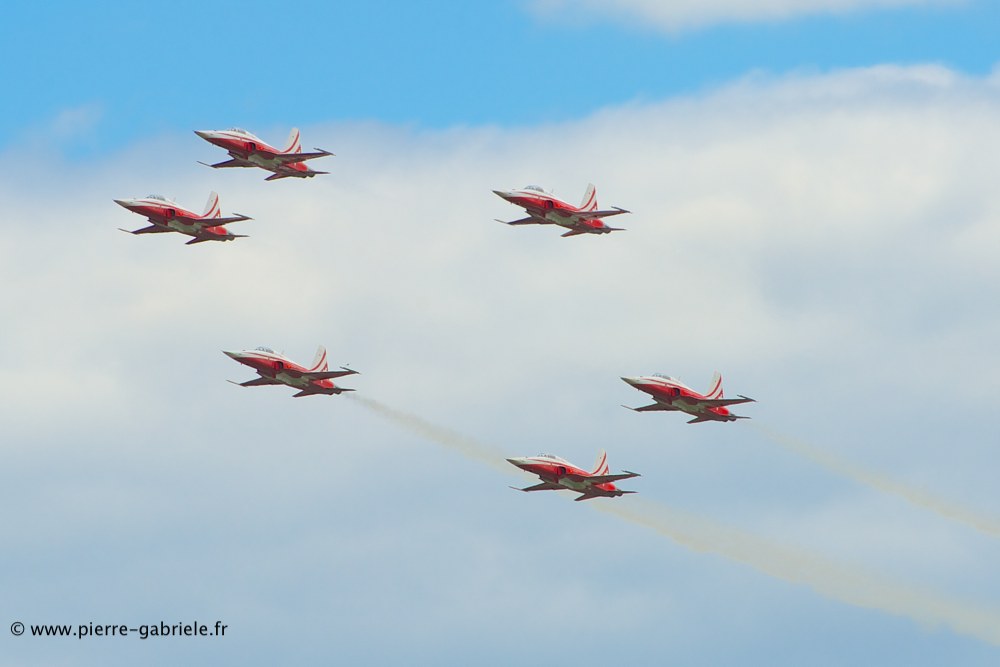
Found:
<box><xmin>594</xmin><ymin>498</ymin><xmax>1000</xmax><ymax>646</ymax></box>
<box><xmin>753</xmin><ymin>423</ymin><xmax>1000</xmax><ymax>539</ymax></box>
<box><xmin>349</xmin><ymin>394</ymin><xmax>511</xmax><ymax>474</ymax></box>
<box><xmin>352</xmin><ymin>396</ymin><xmax>1000</xmax><ymax>646</ymax></box>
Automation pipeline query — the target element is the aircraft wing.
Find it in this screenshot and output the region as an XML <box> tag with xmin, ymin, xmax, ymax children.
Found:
<box><xmin>228</xmin><ymin>377</ymin><xmax>282</xmax><ymax>387</ymax></box>
<box><xmin>186</xmin><ymin>233</ymin><xmax>247</xmax><ymax>245</ymax></box>
<box><xmin>199</xmin><ymin>159</ymin><xmax>253</xmax><ymax>169</ymax></box>
<box><xmin>283</xmin><ymin>367</ymin><xmax>357</xmax><ymax>381</ymax></box>
<box><xmin>623</xmin><ymin>403</ymin><xmax>679</xmax><ymax>412</ymax></box>
<box><xmin>120</xmin><ymin>225</ymin><xmax>171</xmax><ymax>235</ymax></box>
<box><xmin>211</xmin><ymin>214</ymin><xmax>253</xmax><ymax>225</ymax></box>
<box><xmin>496</xmin><ymin>216</ymin><xmax>547</xmax><ymax>226</ymax></box>
<box><xmin>574</xmin><ymin>489</ymin><xmax>637</xmax><ymax>501</ymax></box>
<box><xmin>677</xmin><ymin>395</ymin><xmax>756</xmax><ymax>408</ymax></box>
<box><xmin>272</xmin><ymin>149</ymin><xmax>334</xmax><ymax>164</ymax></box>
<box><xmin>566</xmin><ymin>471</ymin><xmax>640</xmax><ymax>485</ymax></box>
<box><xmin>512</xmin><ymin>482</ymin><xmax>562</xmax><ymax>493</ymax></box>
<box><xmin>576</xmin><ymin>207</ymin><xmax>630</xmax><ymax>220</ymax></box>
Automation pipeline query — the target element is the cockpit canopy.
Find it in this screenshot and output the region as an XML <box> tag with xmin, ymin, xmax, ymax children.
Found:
<box><xmin>145</xmin><ymin>194</ymin><xmax>168</xmax><ymax>202</ymax></box>
<box><xmin>536</xmin><ymin>453</ymin><xmax>568</xmax><ymax>463</ymax></box>
<box><xmin>227</xmin><ymin>127</ymin><xmax>262</xmax><ymax>142</ymax></box>
<box><xmin>524</xmin><ymin>184</ymin><xmax>547</xmax><ymax>193</ymax></box>
<box><xmin>653</xmin><ymin>373</ymin><xmax>676</xmax><ymax>381</ymax></box>
<box><xmin>255</xmin><ymin>346</ymin><xmax>275</xmax><ymax>354</ymax></box>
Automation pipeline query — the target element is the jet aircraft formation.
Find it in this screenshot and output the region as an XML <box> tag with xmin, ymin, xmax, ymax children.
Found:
<box><xmin>114</xmin><ymin>124</ymin><xmax>755</xmax><ymax>502</ymax></box>
<box><xmin>115</xmin><ymin>128</ymin><xmax>334</xmax><ymax>243</ymax></box>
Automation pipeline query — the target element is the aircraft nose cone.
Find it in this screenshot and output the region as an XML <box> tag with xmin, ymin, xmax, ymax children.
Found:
<box><xmin>506</xmin><ymin>457</ymin><xmax>526</xmax><ymax>467</ymax></box>
<box><xmin>194</xmin><ymin>130</ymin><xmax>215</xmax><ymax>140</ymax></box>
<box><xmin>222</xmin><ymin>350</ymin><xmax>242</xmax><ymax>359</ymax></box>
<box><xmin>621</xmin><ymin>376</ymin><xmax>640</xmax><ymax>386</ymax></box>
<box><xmin>492</xmin><ymin>189</ymin><xmax>511</xmax><ymax>199</ymax></box>
<box><xmin>113</xmin><ymin>199</ymin><xmax>132</xmax><ymax>208</ymax></box>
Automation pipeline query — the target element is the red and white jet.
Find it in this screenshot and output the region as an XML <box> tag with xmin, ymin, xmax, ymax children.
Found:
<box><xmin>224</xmin><ymin>346</ymin><xmax>357</xmax><ymax>397</ymax></box>
<box><xmin>195</xmin><ymin>127</ymin><xmax>333</xmax><ymax>181</ymax></box>
<box><xmin>493</xmin><ymin>183</ymin><xmax>629</xmax><ymax>237</ymax></box>
<box><xmin>116</xmin><ymin>192</ymin><xmax>251</xmax><ymax>245</ymax></box>
<box><xmin>507</xmin><ymin>450</ymin><xmax>639</xmax><ymax>501</ymax></box>
<box><xmin>621</xmin><ymin>373</ymin><xmax>755</xmax><ymax>424</ymax></box>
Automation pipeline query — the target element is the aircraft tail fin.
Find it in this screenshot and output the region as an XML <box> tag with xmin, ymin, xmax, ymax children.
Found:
<box><xmin>202</xmin><ymin>191</ymin><xmax>221</xmax><ymax>218</ymax></box>
<box><xmin>706</xmin><ymin>371</ymin><xmax>724</xmax><ymax>399</ymax></box>
<box><xmin>283</xmin><ymin>127</ymin><xmax>302</xmax><ymax>154</ymax></box>
<box><xmin>591</xmin><ymin>449</ymin><xmax>610</xmax><ymax>476</ymax></box>
<box><xmin>310</xmin><ymin>345</ymin><xmax>329</xmax><ymax>372</ymax></box>
<box><xmin>579</xmin><ymin>183</ymin><xmax>598</xmax><ymax>211</ymax></box>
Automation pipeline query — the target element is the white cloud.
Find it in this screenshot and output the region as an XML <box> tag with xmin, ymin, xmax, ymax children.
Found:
<box><xmin>530</xmin><ymin>0</ymin><xmax>964</xmax><ymax>31</ymax></box>
<box><xmin>3</xmin><ymin>63</ymin><xmax>1000</xmax><ymax>663</ymax></box>
<box><xmin>49</xmin><ymin>103</ymin><xmax>103</xmax><ymax>140</ymax></box>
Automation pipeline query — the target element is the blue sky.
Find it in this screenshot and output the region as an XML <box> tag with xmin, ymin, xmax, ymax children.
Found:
<box><xmin>1</xmin><ymin>0</ymin><xmax>998</xmax><ymax>152</ymax></box>
<box><xmin>2</xmin><ymin>1</ymin><xmax>1000</xmax><ymax>666</ymax></box>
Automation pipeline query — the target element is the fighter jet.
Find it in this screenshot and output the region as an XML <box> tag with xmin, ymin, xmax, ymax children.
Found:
<box><xmin>116</xmin><ymin>192</ymin><xmax>251</xmax><ymax>245</ymax></box>
<box><xmin>493</xmin><ymin>183</ymin><xmax>629</xmax><ymax>237</ymax></box>
<box><xmin>621</xmin><ymin>373</ymin><xmax>755</xmax><ymax>424</ymax></box>
<box><xmin>224</xmin><ymin>346</ymin><xmax>357</xmax><ymax>397</ymax></box>
<box><xmin>507</xmin><ymin>451</ymin><xmax>639</xmax><ymax>501</ymax></box>
<box><xmin>195</xmin><ymin>127</ymin><xmax>333</xmax><ymax>181</ymax></box>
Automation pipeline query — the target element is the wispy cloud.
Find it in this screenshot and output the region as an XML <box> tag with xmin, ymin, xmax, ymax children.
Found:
<box><xmin>530</xmin><ymin>0</ymin><xmax>964</xmax><ymax>32</ymax></box>
<box><xmin>3</xmin><ymin>65</ymin><xmax>1000</xmax><ymax>662</ymax></box>
<box><xmin>49</xmin><ymin>103</ymin><xmax>103</xmax><ymax>140</ymax></box>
